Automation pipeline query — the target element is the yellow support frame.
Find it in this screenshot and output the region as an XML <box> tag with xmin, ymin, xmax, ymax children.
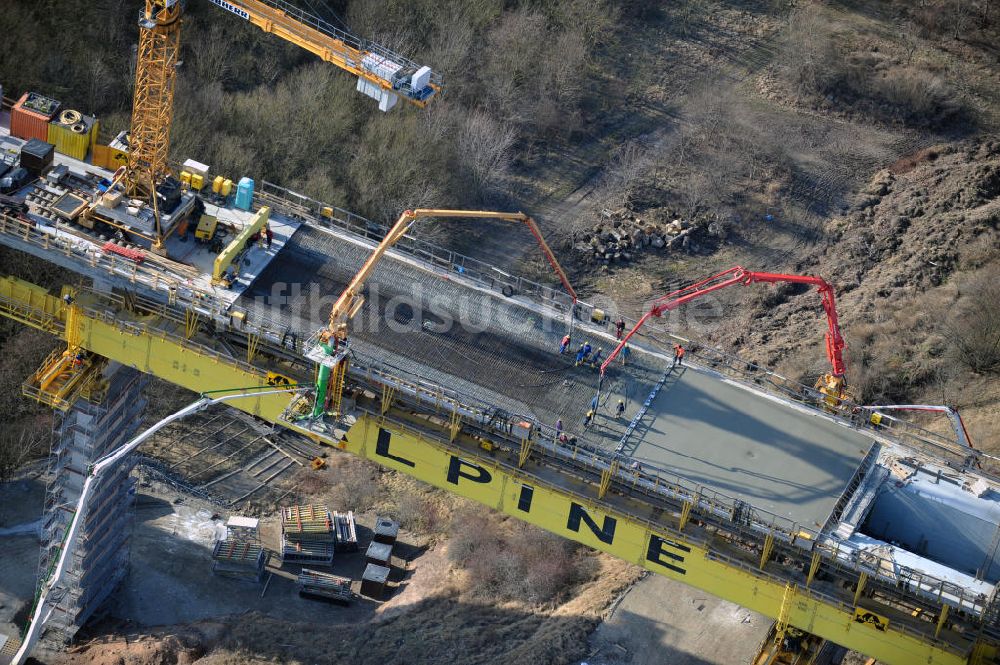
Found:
<box><xmin>806</xmin><ymin>550</ymin><xmax>822</xmax><ymax>587</ymax></box>
<box><xmin>678</xmin><ymin>499</ymin><xmax>693</xmax><ymax>531</ymax></box>
<box><xmin>759</xmin><ymin>532</ymin><xmax>775</xmax><ymax>570</ymax></box>
<box><xmin>518</xmin><ymin>436</ymin><xmax>533</xmax><ymax>468</ymax></box>
<box><xmin>598</xmin><ymin>458</ymin><xmax>619</xmax><ymax>500</ymax></box>
<box><xmin>213</xmin><ymin>207</ymin><xmax>271</xmax><ymax>282</ymax></box>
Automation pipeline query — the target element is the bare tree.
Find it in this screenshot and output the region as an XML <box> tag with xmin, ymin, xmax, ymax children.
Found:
<box><xmin>607</xmin><ymin>141</ymin><xmax>649</xmax><ymax>208</ymax></box>
<box><xmin>457</xmin><ymin>111</ymin><xmax>517</xmax><ymax>198</ymax></box>
<box><xmin>0</xmin><ymin>428</ymin><xmax>43</xmax><ymax>482</ymax></box>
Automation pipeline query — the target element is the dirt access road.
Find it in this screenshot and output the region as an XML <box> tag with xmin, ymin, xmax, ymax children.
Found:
<box><xmin>583</xmin><ymin>573</ymin><xmax>769</xmax><ymax>665</ymax></box>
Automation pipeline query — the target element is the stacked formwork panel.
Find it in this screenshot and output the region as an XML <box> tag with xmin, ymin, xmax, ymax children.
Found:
<box><xmin>280</xmin><ymin>504</ymin><xmax>334</xmax><ymax>566</ymax></box>
<box><xmin>36</xmin><ymin>365</ymin><xmax>148</xmax><ymax>648</ymax></box>
<box><xmin>212</xmin><ymin>516</ymin><xmax>266</xmax><ymax>582</ymax></box>
<box><xmin>212</xmin><ymin>538</ymin><xmax>267</xmax><ymax>582</ymax></box>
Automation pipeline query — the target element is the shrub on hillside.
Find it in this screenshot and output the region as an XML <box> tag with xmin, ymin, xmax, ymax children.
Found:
<box><xmin>448</xmin><ymin>507</ymin><xmax>590</xmax><ymax>605</ymax></box>
<box><xmin>949</xmin><ymin>266</ymin><xmax>1000</xmax><ymax>374</ymax></box>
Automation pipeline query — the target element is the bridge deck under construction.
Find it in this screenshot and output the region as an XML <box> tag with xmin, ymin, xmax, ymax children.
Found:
<box><xmin>240</xmin><ymin>221</ymin><xmax>876</xmax><ymax>532</ymax></box>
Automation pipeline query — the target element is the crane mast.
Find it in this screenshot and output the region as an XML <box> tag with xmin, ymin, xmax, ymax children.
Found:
<box><xmin>126</xmin><ymin>0</ymin><xmax>182</xmax><ymax>200</ymax></box>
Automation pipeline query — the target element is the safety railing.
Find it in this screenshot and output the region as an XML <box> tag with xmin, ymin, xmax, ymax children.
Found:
<box><xmin>4</xmin><ymin>182</ymin><xmax>995</xmax><ymax>523</ymax></box>
<box><xmin>816</xmin><ymin>538</ymin><xmax>991</xmax><ymax>616</ymax></box>
<box><xmin>255</xmin><ymin>182</ymin><xmax>573</xmax><ymax>312</ymax></box>
<box><xmin>349</xmin><ymin>346</ymin><xmax>821</xmax><ymax>544</ymax></box>
<box><xmin>3</xmin><ymin>196</ymin><xmax>991</xmax><ymax>481</ymax></box>
<box><xmin>622</xmin><ymin>321</ymin><xmax>997</xmax><ymax>474</ymax></box>
<box><xmin>363</xmin><ymin>398</ymin><xmax>996</xmax><ymax>643</ymax></box>
<box><xmin>0</xmin><ymin>212</ymin><xmax>218</xmax><ymax>311</ymax></box>
<box><xmin>703</xmin><ymin>549</ymin><xmax>975</xmax><ymax>656</ymax></box>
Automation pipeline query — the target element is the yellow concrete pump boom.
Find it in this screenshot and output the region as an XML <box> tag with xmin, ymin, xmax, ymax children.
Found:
<box><xmin>310</xmin><ymin>208</ymin><xmax>576</xmax><ymax>418</ymax></box>
<box><xmin>322</xmin><ymin>208</ymin><xmax>578</xmax><ymax>344</ymax></box>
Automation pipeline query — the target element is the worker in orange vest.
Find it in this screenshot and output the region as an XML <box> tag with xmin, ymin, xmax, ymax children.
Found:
<box><xmin>672</xmin><ymin>343</ymin><xmax>685</xmax><ymax>368</ymax></box>
<box><xmin>559</xmin><ymin>334</ymin><xmax>571</xmax><ymax>354</ymax></box>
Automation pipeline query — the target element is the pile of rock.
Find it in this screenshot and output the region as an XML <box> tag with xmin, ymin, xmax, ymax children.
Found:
<box><xmin>572</xmin><ymin>210</ymin><xmax>706</xmax><ymax>264</ymax></box>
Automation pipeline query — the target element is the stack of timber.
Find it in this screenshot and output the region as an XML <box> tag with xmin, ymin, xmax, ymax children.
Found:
<box><xmin>280</xmin><ymin>504</ymin><xmax>335</xmax><ymax>566</ymax></box>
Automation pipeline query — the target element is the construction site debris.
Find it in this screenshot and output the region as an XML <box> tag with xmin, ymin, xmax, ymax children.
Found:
<box><xmin>333</xmin><ymin>511</ymin><xmax>358</xmax><ymax>553</ymax></box>
<box><xmin>212</xmin><ymin>538</ymin><xmax>266</xmax><ymax>583</ymax></box>
<box><xmin>573</xmin><ymin>209</ymin><xmax>720</xmax><ymax>264</ymax></box>
<box><xmin>212</xmin><ymin>514</ymin><xmax>266</xmax><ymax>582</ymax></box>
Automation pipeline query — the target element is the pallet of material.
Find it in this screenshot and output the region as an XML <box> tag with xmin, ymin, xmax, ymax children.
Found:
<box><xmin>297</xmin><ymin>568</ymin><xmax>352</xmax><ymax>605</ymax></box>
<box><xmin>280</xmin><ymin>532</ymin><xmax>334</xmax><ymax>566</ymax></box>
<box><xmin>333</xmin><ymin>510</ymin><xmax>358</xmax><ymax>552</ymax></box>
<box><xmin>281</xmin><ymin>504</ymin><xmax>333</xmax><ymax>538</ymax></box>
<box><xmin>212</xmin><ymin>538</ymin><xmax>266</xmax><ymax>582</ymax></box>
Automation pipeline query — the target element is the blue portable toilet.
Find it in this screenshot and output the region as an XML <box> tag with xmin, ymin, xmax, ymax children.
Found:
<box><xmin>234</xmin><ymin>177</ymin><xmax>255</xmax><ymax>211</ymax></box>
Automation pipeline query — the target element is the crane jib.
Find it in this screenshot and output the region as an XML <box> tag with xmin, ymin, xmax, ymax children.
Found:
<box><xmin>208</xmin><ymin>0</ymin><xmax>250</xmax><ymax>20</ymax></box>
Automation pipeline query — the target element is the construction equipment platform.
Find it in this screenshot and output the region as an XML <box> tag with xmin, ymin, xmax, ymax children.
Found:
<box><xmin>240</xmin><ymin>220</ymin><xmax>875</xmax><ymax>533</ymax></box>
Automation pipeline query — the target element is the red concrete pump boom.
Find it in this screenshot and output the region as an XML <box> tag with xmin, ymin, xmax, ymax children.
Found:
<box><xmin>600</xmin><ymin>266</ymin><xmax>847</xmax><ymax>381</ymax></box>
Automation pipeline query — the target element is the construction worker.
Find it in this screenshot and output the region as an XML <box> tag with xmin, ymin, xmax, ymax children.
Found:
<box><xmin>559</xmin><ymin>334</ymin><xmax>571</xmax><ymax>354</ymax></box>
<box><xmin>673</xmin><ymin>343</ymin><xmax>685</xmax><ymax>368</ymax></box>
<box><xmin>620</xmin><ymin>344</ymin><xmax>631</xmax><ymax>366</ymax></box>
<box><xmin>575</xmin><ymin>342</ymin><xmax>592</xmax><ymax>366</ymax></box>
<box><xmin>616</xmin><ymin>318</ymin><xmax>626</xmax><ymax>340</ymax></box>
<box><xmin>616</xmin><ymin>399</ymin><xmax>626</xmax><ymax>418</ymax></box>
<box><xmin>591</xmin><ymin>347</ymin><xmax>603</xmax><ymax>368</ymax></box>
<box><xmin>583</xmin><ymin>409</ymin><xmax>595</xmax><ymax>428</ymax></box>
<box><xmin>555</xmin><ymin>418</ymin><xmax>563</xmax><ymax>437</ymax></box>
<box><xmin>264</xmin><ymin>225</ymin><xmax>274</xmax><ymax>249</ymax></box>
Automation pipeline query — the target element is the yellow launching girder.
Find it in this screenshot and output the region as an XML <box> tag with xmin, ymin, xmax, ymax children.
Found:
<box><xmin>0</xmin><ymin>273</ymin><xmax>995</xmax><ymax>665</ymax></box>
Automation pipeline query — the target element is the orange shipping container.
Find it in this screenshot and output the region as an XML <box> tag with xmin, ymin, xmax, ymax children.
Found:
<box><xmin>11</xmin><ymin>92</ymin><xmax>59</xmax><ymax>142</ymax></box>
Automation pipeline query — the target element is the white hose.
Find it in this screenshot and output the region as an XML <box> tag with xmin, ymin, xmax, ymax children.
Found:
<box><xmin>11</xmin><ymin>387</ymin><xmax>306</xmax><ymax>665</ymax></box>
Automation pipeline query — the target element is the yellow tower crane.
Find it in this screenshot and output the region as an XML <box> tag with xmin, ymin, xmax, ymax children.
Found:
<box><xmin>125</xmin><ymin>0</ymin><xmax>442</xmax><ymax>250</ymax></box>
